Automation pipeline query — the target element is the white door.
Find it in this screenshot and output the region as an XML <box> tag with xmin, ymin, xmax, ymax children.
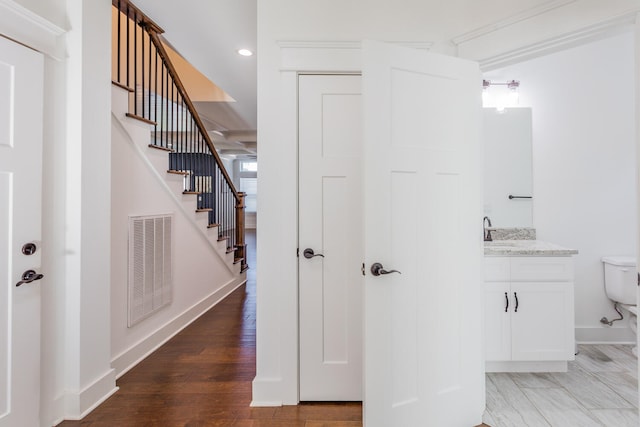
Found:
<box><xmin>0</xmin><ymin>36</ymin><xmax>45</xmax><ymax>427</ymax></box>
<box><xmin>362</xmin><ymin>41</ymin><xmax>484</xmax><ymax>426</ymax></box>
<box><xmin>299</xmin><ymin>74</ymin><xmax>363</xmax><ymax>400</ymax></box>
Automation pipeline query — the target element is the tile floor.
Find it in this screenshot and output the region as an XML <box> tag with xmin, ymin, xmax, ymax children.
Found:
<box><xmin>484</xmin><ymin>344</ymin><xmax>639</xmax><ymax>427</ymax></box>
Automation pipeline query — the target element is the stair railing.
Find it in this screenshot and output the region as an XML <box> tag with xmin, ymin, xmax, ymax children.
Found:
<box><xmin>112</xmin><ymin>0</ymin><xmax>247</xmax><ymax>272</ymax></box>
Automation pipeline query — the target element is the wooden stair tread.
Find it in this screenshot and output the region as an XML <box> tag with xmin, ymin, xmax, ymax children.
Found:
<box><xmin>167</xmin><ymin>169</ymin><xmax>189</xmax><ymax>175</ymax></box>
<box><xmin>226</xmin><ymin>248</ymin><xmax>235</xmax><ymax>254</ymax></box>
<box><xmin>196</xmin><ymin>208</ymin><xmax>213</xmax><ymax>212</ymax></box>
<box><xmin>183</xmin><ymin>191</ymin><xmax>201</xmax><ymax>195</ymax></box>
<box><xmin>126</xmin><ymin>113</ymin><xmax>157</xmax><ymax>126</ymax></box>
<box><xmin>112</xmin><ymin>80</ymin><xmax>134</xmax><ymax>92</ymax></box>
<box><xmin>233</xmin><ymin>257</ymin><xmax>244</xmax><ymax>264</ymax></box>
<box><xmin>148</xmin><ymin>144</ymin><xmax>174</xmax><ymax>152</ymax></box>
<box><xmin>207</xmin><ymin>223</ymin><xmax>220</xmax><ymax>229</ymax></box>
<box><xmin>217</xmin><ymin>236</ymin><xmax>229</xmax><ymax>242</ymax></box>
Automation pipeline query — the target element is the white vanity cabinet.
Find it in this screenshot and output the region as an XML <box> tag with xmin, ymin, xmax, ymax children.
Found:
<box><xmin>484</xmin><ymin>256</ymin><xmax>575</xmax><ymax>372</ymax></box>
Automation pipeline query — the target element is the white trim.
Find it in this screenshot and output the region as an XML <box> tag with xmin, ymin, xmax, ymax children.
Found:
<box><xmin>575</xmin><ymin>326</ymin><xmax>636</xmax><ymax>344</ymax></box>
<box><xmin>251</xmin><ymin>377</ymin><xmax>284</xmax><ymax>407</ymax></box>
<box><xmin>111</xmin><ymin>275</ymin><xmax>246</xmax><ymax>378</ymax></box>
<box><xmin>278</xmin><ymin>40</ymin><xmax>432</xmax><ymax>72</ymax></box>
<box><xmin>478</xmin><ymin>13</ymin><xmax>636</xmax><ymax>71</ymax></box>
<box><xmin>486</xmin><ymin>361</ymin><xmax>568</xmax><ymax>373</ymax></box>
<box><xmin>0</xmin><ymin>0</ymin><xmax>66</xmax><ymax>60</ymax></box>
<box><xmin>452</xmin><ymin>0</ymin><xmax>579</xmax><ymax>45</ymax></box>
<box><xmin>63</xmin><ymin>369</ymin><xmax>118</xmax><ymax>420</ymax></box>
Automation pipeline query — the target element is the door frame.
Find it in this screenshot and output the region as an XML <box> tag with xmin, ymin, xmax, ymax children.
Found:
<box><xmin>253</xmin><ymin>16</ymin><xmax>640</xmax><ymax>405</ymax></box>
<box><xmin>296</xmin><ymin>72</ymin><xmax>363</xmax><ymax>401</ymax></box>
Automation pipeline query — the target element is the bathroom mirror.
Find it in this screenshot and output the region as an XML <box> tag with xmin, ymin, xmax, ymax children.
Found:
<box><xmin>483</xmin><ymin>107</ymin><xmax>533</xmax><ymax>227</ymax></box>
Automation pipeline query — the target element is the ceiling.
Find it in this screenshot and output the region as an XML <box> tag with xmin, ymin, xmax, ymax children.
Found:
<box><xmin>127</xmin><ymin>0</ymin><xmax>594</xmax><ymax>160</ymax></box>
<box><xmin>132</xmin><ymin>0</ymin><xmax>257</xmax><ymax>159</ymax></box>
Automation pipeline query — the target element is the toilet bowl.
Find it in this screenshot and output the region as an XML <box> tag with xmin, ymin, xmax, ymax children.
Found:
<box><xmin>602</xmin><ymin>256</ymin><xmax>637</xmax><ymax>356</ymax></box>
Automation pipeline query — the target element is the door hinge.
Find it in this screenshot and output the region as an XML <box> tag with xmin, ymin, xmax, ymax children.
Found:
<box><xmin>297</xmin><ymin>248</ymin><xmax>300</xmax><ymax>258</ymax></box>
<box><xmin>361</xmin><ymin>263</ymin><xmax>365</xmax><ymax>276</ymax></box>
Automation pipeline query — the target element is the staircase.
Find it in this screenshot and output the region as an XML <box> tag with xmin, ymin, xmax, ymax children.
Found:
<box><xmin>111</xmin><ymin>0</ymin><xmax>247</xmax><ymax>274</ymax></box>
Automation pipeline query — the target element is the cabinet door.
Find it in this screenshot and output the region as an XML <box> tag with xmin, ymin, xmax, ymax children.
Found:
<box><xmin>510</xmin><ymin>282</ymin><xmax>574</xmax><ymax>361</ymax></box>
<box><xmin>484</xmin><ymin>282</ymin><xmax>511</xmax><ymax>361</ymax></box>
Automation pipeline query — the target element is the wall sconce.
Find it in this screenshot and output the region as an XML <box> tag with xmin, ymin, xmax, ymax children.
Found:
<box><xmin>482</xmin><ymin>79</ymin><xmax>520</xmax><ymax>111</ymax></box>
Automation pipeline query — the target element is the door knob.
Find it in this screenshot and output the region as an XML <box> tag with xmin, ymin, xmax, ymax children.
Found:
<box><xmin>15</xmin><ymin>269</ymin><xmax>44</xmax><ymax>287</ymax></box>
<box><xmin>22</xmin><ymin>242</ymin><xmax>37</xmax><ymax>255</ymax></box>
<box><xmin>303</xmin><ymin>248</ymin><xmax>324</xmax><ymax>259</ymax></box>
<box><xmin>370</xmin><ymin>262</ymin><xmax>401</xmax><ymax>276</ymax></box>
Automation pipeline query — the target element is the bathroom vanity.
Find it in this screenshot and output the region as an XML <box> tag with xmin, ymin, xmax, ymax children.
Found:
<box><xmin>484</xmin><ymin>238</ymin><xmax>578</xmax><ymax>372</ymax></box>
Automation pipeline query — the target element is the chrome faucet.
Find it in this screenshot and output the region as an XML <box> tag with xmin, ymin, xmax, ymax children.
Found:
<box><xmin>483</xmin><ymin>216</ymin><xmax>493</xmax><ymax>242</ymax></box>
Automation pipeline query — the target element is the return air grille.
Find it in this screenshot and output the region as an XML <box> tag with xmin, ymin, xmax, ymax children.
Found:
<box><xmin>128</xmin><ymin>214</ymin><xmax>173</xmax><ymax>326</ymax></box>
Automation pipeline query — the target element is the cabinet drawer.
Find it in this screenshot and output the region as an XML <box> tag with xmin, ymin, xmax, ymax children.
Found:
<box><xmin>484</xmin><ymin>257</ymin><xmax>510</xmax><ymax>282</ymax></box>
<box><xmin>510</xmin><ymin>257</ymin><xmax>574</xmax><ymax>282</ymax></box>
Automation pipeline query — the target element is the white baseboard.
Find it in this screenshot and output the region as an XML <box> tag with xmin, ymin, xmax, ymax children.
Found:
<box><xmin>111</xmin><ymin>275</ymin><xmax>246</xmax><ymax>378</ymax></box>
<box><xmin>63</xmin><ymin>369</ymin><xmax>118</xmax><ymax>420</ymax></box>
<box><xmin>251</xmin><ymin>377</ymin><xmax>284</xmax><ymax>407</ymax></box>
<box><xmin>486</xmin><ymin>360</ymin><xmax>568</xmax><ymax>373</ymax></box>
<box><xmin>575</xmin><ymin>326</ymin><xmax>636</xmax><ymax>344</ymax></box>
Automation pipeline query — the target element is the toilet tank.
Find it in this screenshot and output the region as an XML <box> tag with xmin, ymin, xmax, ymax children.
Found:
<box><xmin>602</xmin><ymin>256</ymin><xmax>637</xmax><ymax>305</ymax></box>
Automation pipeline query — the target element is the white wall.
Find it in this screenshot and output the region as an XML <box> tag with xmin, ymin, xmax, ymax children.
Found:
<box><xmin>3</xmin><ymin>0</ymin><xmax>117</xmax><ymax>424</ymax></box>
<box><xmin>110</xmin><ymin>87</ymin><xmax>246</xmax><ymax>377</ymax></box>
<box><xmin>484</xmin><ymin>31</ymin><xmax>637</xmax><ymax>342</ymax></box>
<box><xmin>256</xmin><ymin>0</ymin><xmax>640</xmax><ymax>406</ymax></box>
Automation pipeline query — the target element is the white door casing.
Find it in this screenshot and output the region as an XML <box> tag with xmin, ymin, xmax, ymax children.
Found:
<box><xmin>362</xmin><ymin>40</ymin><xmax>485</xmax><ymax>426</ymax></box>
<box><xmin>298</xmin><ymin>74</ymin><xmax>363</xmax><ymax>401</ymax></box>
<box><xmin>0</xmin><ymin>36</ymin><xmax>44</xmax><ymax>427</ymax></box>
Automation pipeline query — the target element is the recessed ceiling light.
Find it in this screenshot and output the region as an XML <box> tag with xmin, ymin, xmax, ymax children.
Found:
<box><xmin>237</xmin><ymin>49</ymin><xmax>253</xmax><ymax>57</ymax></box>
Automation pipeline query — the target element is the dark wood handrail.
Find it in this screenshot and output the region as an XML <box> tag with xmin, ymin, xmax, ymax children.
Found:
<box><xmin>112</xmin><ymin>0</ymin><xmax>246</xmax><ymax>269</ymax></box>
<box><xmin>146</xmin><ymin>31</ymin><xmax>240</xmax><ymax>200</ymax></box>
<box><xmin>112</xmin><ymin>0</ymin><xmax>239</xmax><ymax>201</ymax></box>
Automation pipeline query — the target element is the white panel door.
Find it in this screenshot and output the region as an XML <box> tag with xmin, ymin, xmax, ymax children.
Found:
<box><xmin>362</xmin><ymin>41</ymin><xmax>484</xmax><ymax>427</ymax></box>
<box><xmin>299</xmin><ymin>74</ymin><xmax>363</xmax><ymax>400</ymax></box>
<box><xmin>0</xmin><ymin>36</ymin><xmax>44</xmax><ymax>427</ymax></box>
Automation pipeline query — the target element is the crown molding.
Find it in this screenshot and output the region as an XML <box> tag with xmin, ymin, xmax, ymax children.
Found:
<box><xmin>452</xmin><ymin>0</ymin><xmax>578</xmax><ymax>46</ymax></box>
<box><xmin>0</xmin><ymin>0</ymin><xmax>67</xmax><ymax>60</ymax></box>
<box><xmin>277</xmin><ymin>40</ymin><xmax>433</xmax><ymax>72</ymax></box>
<box><xmin>277</xmin><ymin>40</ymin><xmax>433</xmax><ymax>50</ymax></box>
<box><xmin>478</xmin><ymin>12</ymin><xmax>637</xmax><ymax>70</ymax></box>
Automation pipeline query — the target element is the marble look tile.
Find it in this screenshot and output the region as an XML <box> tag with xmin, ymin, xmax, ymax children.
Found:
<box><xmin>575</xmin><ymin>345</ymin><xmax>628</xmax><ymax>373</ymax></box>
<box><xmin>550</xmin><ymin>369</ymin><xmax>633</xmax><ymax>409</ymax></box>
<box><xmin>522</xmin><ymin>388</ymin><xmax>602</xmax><ymax>427</ymax></box>
<box><xmin>590</xmin><ymin>408</ymin><xmax>639</xmax><ymax>427</ymax></box>
<box><xmin>487</xmin><ymin>374</ymin><xmax>551</xmax><ymax>427</ymax></box>
<box><xmin>595</xmin><ymin>345</ymin><xmax>638</xmax><ymax>373</ymax></box>
<box><xmin>593</xmin><ymin>372</ymin><xmax>639</xmax><ymax>408</ymax></box>
<box><xmin>508</xmin><ymin>373</ymin><xmax>560</xmax><ymax>389</ymax></box>
<box><xmin>482</xmin><ymin>410</ymin><xmax>496</xmax><ymax>426</ymax></box>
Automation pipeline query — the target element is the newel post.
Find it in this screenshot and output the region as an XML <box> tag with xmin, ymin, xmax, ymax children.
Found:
<box><xmin>235</xmin><ymin>191</ymin><xmax>248</xmax><ymax>272</ymax></box>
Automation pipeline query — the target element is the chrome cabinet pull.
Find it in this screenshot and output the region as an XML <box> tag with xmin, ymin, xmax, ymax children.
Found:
<box><xmin>514</xmin><ymin>292</ymin><xmax>519</xmax><ymax>312</ymax></box>
<box><xmin>505</xmin><ymin>292</ymin><xmax>509</xmax><ymax>312</ymax></box>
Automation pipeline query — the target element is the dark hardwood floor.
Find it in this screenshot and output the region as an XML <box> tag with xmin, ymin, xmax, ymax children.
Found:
<box><xmin>58</xmin><ymin>230</ymin><xmax>489</xmax><ymax>426</ymax></box>
<box><xmin>59</xmin><ymin>230</ymin><xmax>362</xmax><ymax>427</ymax></box>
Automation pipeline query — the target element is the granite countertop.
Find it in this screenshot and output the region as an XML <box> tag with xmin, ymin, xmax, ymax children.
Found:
<box><xmin>484</xmin><ymin>240</ymin><xmax>578</xmax><ymax>256</ymax></box>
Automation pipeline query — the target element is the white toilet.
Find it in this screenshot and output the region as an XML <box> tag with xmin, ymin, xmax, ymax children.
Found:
<box><xmin>602</xmin><ymin>256</ymin><xmax>638</xmax><ymax>356</ymax></box>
